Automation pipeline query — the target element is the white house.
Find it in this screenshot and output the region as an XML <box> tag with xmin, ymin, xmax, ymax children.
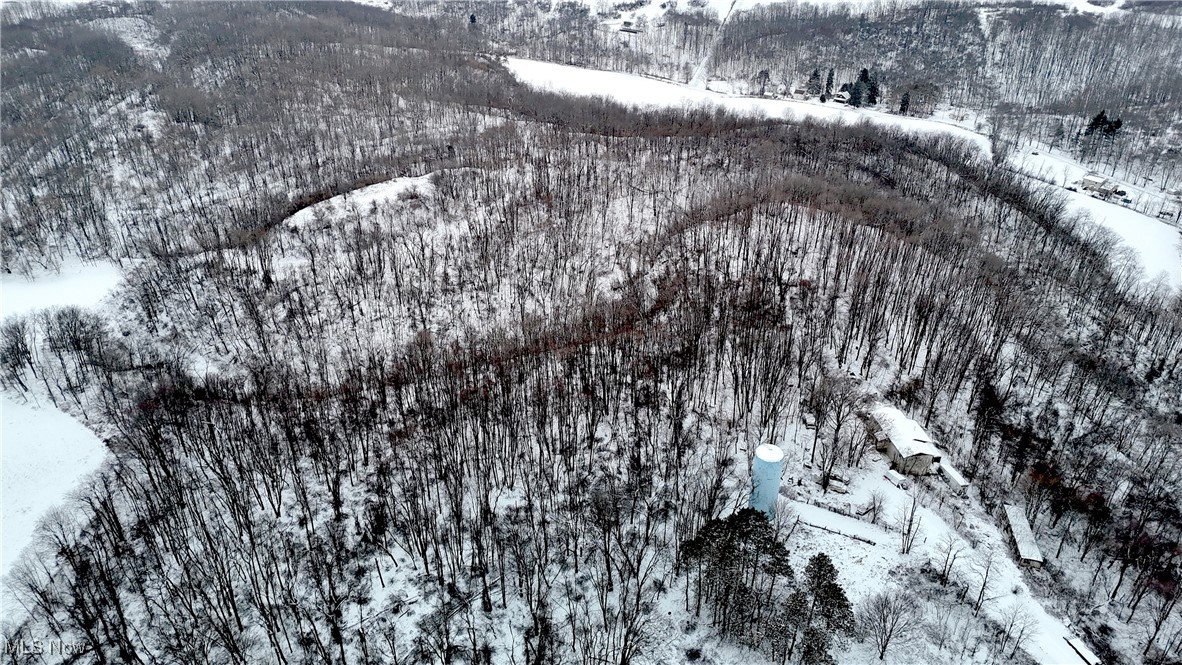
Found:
<box><xmin>832</xmin><ymin>90</ymin><xmax>851</xmax><ymax>104</ymax></box>
<box><xmin>869</xmin><ymin>405</ymin><xmax>941</xmax><ymax>475</ymax></box>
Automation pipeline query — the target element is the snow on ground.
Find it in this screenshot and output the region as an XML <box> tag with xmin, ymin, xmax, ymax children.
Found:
<box><xmin>503</xmin><ymin>58</ymin><xmax>993</xmax><ymax>156</ymax></box>
<box><xmin>285</xmin><ymin>173</ymin><xmax>439</xmax><ymax>230</ymax></box>
<box><xmin>507</xmin><ymin>58</ymin><xmax>1182</xmax><ymax>289</ymax></box>
<box><xmin>784</xmin><ymin>460</ymin><xmax>1093</xmax><ymax>665</ymax></box>
<box><xmin>1069</xmin><ymin>193</ymin><xmax>1182</xmax><ymax>287</ymax></box>
<box><xmin>1011</xmin><ymin>148</ymin><xmax>1182</xmax><ymax>288</ymax></box>
<box><xmin>1</xmin><ymin>261</ymin><xmax>123</xmax><ymax>321</ymax></box>
<box><xmin>88</xmin><ymin>16</ymin><xmax>169</xmax><ymax>60</ymax></box>
<box><xmin>1</xmin><ymin>395</ymin><xmax>108</xmax><ymax>579</ymax></box>
<box><xmin>1</xmin><ymin>261</ymin><xmax>121</xmax><ymax>582</ymax></box>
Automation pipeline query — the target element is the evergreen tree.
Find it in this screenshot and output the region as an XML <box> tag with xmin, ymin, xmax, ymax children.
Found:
<box><xmin>867</xmin><ymin>73</ymin><xmax>880</xmax><ymax>105</ymax></box>
<box><xmin>825</xmin><ymin>68</ymin><xmax>834</xmax><ymax>96</ymax></box>
<box><xmin>850</xmin><ymin>81</ymin><xmax>866</xmax><ymax>107</ymax></box>
<box><xmin>804</xmin><ymin>553</ymin><xmax>854</xmax><ymax>635</ymax></box>
<box><xmin>858</xmin><ymin>68</ymin><xmax>870</xmax><ymax>84</ymax></box>
<box><xmin>800</xmin><ymin>625</ymin><xmax>838</xmax><ymax>665</ymax></box>
<box><xmin>756</xmin><ymin>69</ymin><xmax>770</xmax><ymax>96</ymax></box>
<box><xmin>1084</xmin><ymin>110</ymin><xmax>1109</xmax><ymax>137</ymax></box>
<box><xmin>681</xmin><ymin>509</ymin><xmax>794</xmax><ymax>640</ymax></box>
<box><xmin>807</xmin><ymin>68</ymin><xmax>822</xmax><ymax>96</ymax></box>
<box><xmin>899</xmin><ymin>91</ymin><xmax>910</xmax><ymax>115</ymax></box>
<box><xmin>772</xmin><ymin>553</ymin><xmax>855</xmax><ymax>662</ymax></box>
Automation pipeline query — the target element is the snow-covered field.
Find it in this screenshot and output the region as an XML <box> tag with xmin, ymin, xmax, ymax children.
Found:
<box><xmin>504</xmin><ymin>58</ymin><xmax>993</xmax><ymax>156</ymax></box>
<box><xmin>1</xmin><ymin>261</ymin><xmax>123</xmax><ymax>320</ymax></box>
<box><xmin>1</xmin><ymin>396</ymin><xmax>108</xmax><ymax>580</ymax></box>
<box><xmin>1011</xmin><ymin>149</ymin><xmax>1182</xmax><ymax>288</ymax></box>
<box><xmin>1</xmin><ymin>262</ymin><xmax>120</xmax><ymax>581</ymax></box>
<box><xmin>285</xmin><ymin>173</ymin><xmax>438</xmax><ymax>230</ymax></box>
<box><xmin>1069</xmin><ymin>193</ymin><xmax>1181</xmax><ymax>287</ymax></box>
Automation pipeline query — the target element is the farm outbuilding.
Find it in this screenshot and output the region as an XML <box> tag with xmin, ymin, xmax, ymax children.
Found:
<box><xmin>1065</xmin><ymin>636</ymin><xmax>1103</xmax><ymax>665</ymax></box>
<box><xmin>1081</xmin><ymin>173</ymin><xmax>1118</xmax><ymax>196</ymax></box>
<box><xmin>1003</xmin><ymin>504</ymin><xmax>1045</xmax><ymax>568</ymax></box>
<box><xmin>868</xmin><ymin>405</ymin><xmax>941</xmax><ymax>475</ymax></box>
<box><xmin>938</xmin><ymin>462</ymin><xmax>969</xmax><ymax>494</ymax></box>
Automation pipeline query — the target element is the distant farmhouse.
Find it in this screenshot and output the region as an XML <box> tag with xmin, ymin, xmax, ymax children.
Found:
<box><xmin>832</xmin><ymin>90</ymin><xmax>851</xmax><ymax>104</ymax></box>
<box><xmin>868</xmin><ymin>406</ymin><xmax>941</xmax><ymax>475</ymax></box>
<box><xmin>1081</xmin><ymin>172</ymin><xmax>1118</xmax><ymax>197</ymax></box>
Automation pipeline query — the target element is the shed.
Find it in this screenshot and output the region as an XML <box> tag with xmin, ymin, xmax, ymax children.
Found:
<box><xmin>869</xmin><ymin>406</ymin><xmax>941</xmax><ymax>475</ymax></box>
<box><xmin>1064</xmin><ymin>637</ymin><xmax>1102</xmax><ymax>665</ymax></box>
<box><xmin>832</xmin><ymin>91</ymin><xmax>851</xmax><ymax>103</ymax></box>
<box><xmin>938</xmin><ymin>462</ymin><xmax>969</xmax><ymax>494</ymax></box>
<box><xmin>884</xmin><ymin>469</ymin><xmax>911</xmax><ymax>490</ymax></box>
<box><xmin>1003</xmin><ymin>504</ymin><xmax>1044</xmax><ymax>568</ymax></box>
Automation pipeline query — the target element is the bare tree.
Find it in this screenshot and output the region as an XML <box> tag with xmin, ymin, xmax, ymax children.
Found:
<box><xmin>972</xmin><ymin>548</ymin><xmax>998</xmax><ymax>616</ymax></box>
<box><xmin>896</xmin><ymin>495</ymin><xmax>923</xmax><ymax>555</ymax></box>
<box><xmin>857</xmin><ymin>589</ymin><xmax>923</xmax><ymax>660</ymax></box>
<box><xmin>935</xmin><ymin>531</ymin><xmax>965</xmax><ymax>586</ymax></box>
<box><xmin>864</xmin><ymin>489</ymin><xmax>886</xmax><ymax>525</ymax></box>
<box><xmin>998</xmin><ymin>603</ymin><xmax>1038</xmax><ymax>658</ymax></box>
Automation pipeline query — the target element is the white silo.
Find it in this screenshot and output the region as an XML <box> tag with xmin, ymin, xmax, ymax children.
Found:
<box><xmin>751</xmin><ymin>444</ymin><xmax>786</xmax><ymax>517</ymax></box>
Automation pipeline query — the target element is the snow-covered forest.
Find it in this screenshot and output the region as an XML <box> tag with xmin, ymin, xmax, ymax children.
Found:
<box><xmin>1</xmin><ymin>1</ymin><xmax>1180</xmax><ymax>664</ymax></box>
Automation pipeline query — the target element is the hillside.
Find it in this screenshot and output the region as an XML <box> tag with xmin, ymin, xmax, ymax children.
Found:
<box><xmin>1</xmin><ymin>2</ymin><xmax>1181</xmax><ymax>665</ymax></box>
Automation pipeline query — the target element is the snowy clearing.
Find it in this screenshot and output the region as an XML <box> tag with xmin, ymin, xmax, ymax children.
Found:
<box><xmin>1011</xmin><ymin>149</ymin><xmax>1181</xmax><ymax>288</ymax></box>
<box><xmin>788</xmin><ymin>463</ymin><xmax>1091</xmax><ymax>665</ymax></box>
<box><xmin>1069</xmin><ymin>193</ymin><xmax>1182</xmax><ymax>288</ymax></box>
<box><xmin>285</xmin><ymin>173</ymin><xmax>439</xmax><ymax>230</ymax></box>
<box><xmin>1</xmin><ymin>395</ymin><xmax>108</xmax><ymax>579</ymax></box>
<box><xmin>1</xmin><ymin>261</ymin><xmax>123</xmax><ymax>321</ymax></box>
<box><xmin>1</xmin><ymin>261</ymin><xmax>121</xmax><ymax>580</ymax></box>
<box><xmin>503</xmin><ymin>58</ymin><xmax>993</xmax><ymax>156</ymax></box>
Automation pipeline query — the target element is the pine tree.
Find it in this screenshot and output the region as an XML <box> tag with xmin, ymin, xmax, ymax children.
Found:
<box><xmin>681</xmin><ymin>509</ymin><xmax>793</xmax><ymax>638</ymax></box>
<box><xmin>1084</xmin><ymin>110</ymin><xmax>1109</xmax><ymax>137</ymax></box>
<box><xmin>899</xmin><ymin>91</ymin><xmax>910</xmax><ymax>115</ymax></box>
<box><xmin>807</xmin><ymin>68</ymin><xmax>822</xmax><ymax>96</ymax></box>
<box><xmin>756</xmin><ymin>69</ymin><xmax>770</xmax><ymax>96</ymax></box>
<box><xmin>800</xmin><ymin>625</ymin><xmax>838</xmax><ymax>665</ymax></box>
<box><xmin>850</xmin><ymin>81</ymin><xmax>866</xmax><ymax>107</ymax></box>
<box><xmin>825</xmin><ymin>68</ymin><xmax>834</xmax><ymax>96</ymax></box>
<box><xmin>867</xmin><ymin>73</ymin><xmax>880</xmax><ymax>105</ymax></box>
<box><xmin>805</xmin><ymin>553</ymin><xmax>854</xmax><ymax>634</ymax></box>
<box><xmin>773</xmin><ymin>553</ymin><xmax>855</xmax><ymax>663</ymax></box>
